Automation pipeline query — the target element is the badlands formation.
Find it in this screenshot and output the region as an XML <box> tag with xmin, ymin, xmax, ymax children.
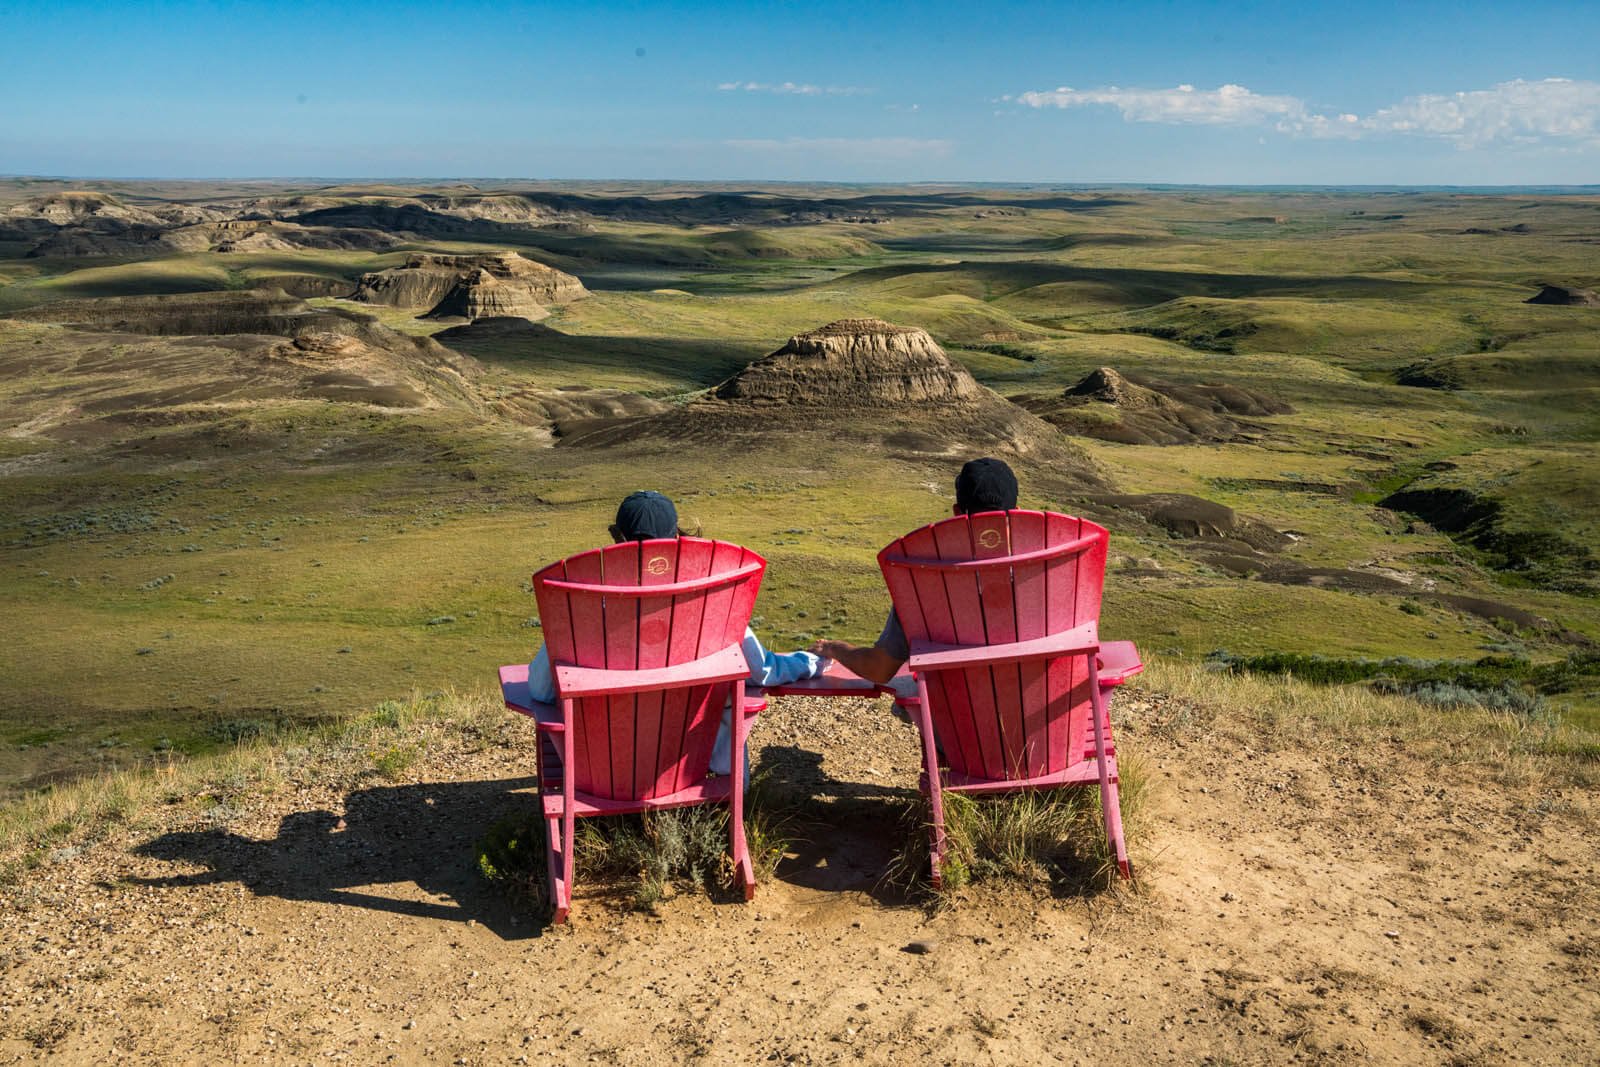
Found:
<box><xmin>350</xmin><ymin>252</ymin><xmax>589</xmax><ymax>321</ymax></box>
<box><xmin>1018</xmin><ymin>365</ymin><xmax>1293</xmax><ymax>446</ymax></box>
<box><xmin>624</xmin><ymin>318</ymin><xmax>1104</xmax><ymax>487</ymax></box>
<box><xmin>0</xmin><ymin>289</ymin><xmax>487</xmax><ymax>433</ymax></box>
<box><xmin>714</xmin><ymin>318</ymin><xmax>982</xmax><ymax>406</ymax></box>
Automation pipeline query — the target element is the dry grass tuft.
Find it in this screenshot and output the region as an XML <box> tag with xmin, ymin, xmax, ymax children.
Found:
<box><xmin>477</xmin><ymin>794</ymin><xmax>789</xmax><ymax>917</ymax></box>
<box><xmin>1143</xmin><ymin>660</ymin><xmax>1600</xmax><ymax>790</ymax></box>
<box><xmin>885</xmin><ymin>750</ymin><xmax>1152</xmax><ymax>899</ymax></box>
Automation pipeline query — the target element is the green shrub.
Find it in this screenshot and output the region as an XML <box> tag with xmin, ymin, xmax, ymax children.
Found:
<box><xmin>369</xmin><ymin>744</ymin><xmax>419</xmax><ymax>780</ymax></box>
<box><xmin>206</xmin><ymin>718</ymin><xmax>274</xmax><ymax>745</ymax></box>
<box><xmin>475</xmin><ymin>812</ymin><xmax>549</xmax><ymax>915</ymax></box>
<box><xmin>1206</xmin><ymin>648</ymin><xmax>1600</xmax><ymax>715</ymax></box>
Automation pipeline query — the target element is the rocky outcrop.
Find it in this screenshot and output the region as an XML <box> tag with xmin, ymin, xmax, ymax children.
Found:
<box><xmin>1526</xmin><ymin>285</ymin><xmax>1600</xmax><ymax>307</ymax></box>
<box><xmin>423</xmin><ymin>268</ymin><xmax>548</xmax><ymax>321</ymax></box>
<box><xmin>350</xmin><ymin>252</ymin><xmax>587</xmax><ymax>321</ymax></box>
<box><xmin>1017</xmin><ymin>366</ymin><xmax>1291</xmax><ymax>446</ymax></box>
<box><xmin>413</xmin><ymin>194</ymin><xmax>551</xmax><ymax>224</ymax></box>
<box><xmin>714</xmin><ymin>319</ymin><xmax>981</xmax><ymax>406</ymax></box>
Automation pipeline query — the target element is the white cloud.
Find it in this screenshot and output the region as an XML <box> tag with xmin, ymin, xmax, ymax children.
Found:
<box><xmin>724</xmin><ymin>136</ymin><xmax>952</xmax><ymax>159</ymax></box>
<box><xmin>717</xmin><ymin>81</ymin><xmax>873</xmax><ymax>97</ymax></box>
<box><xmin>1016</xmin><ymin>77</ymin><xmax>1600</xmax><ymax>149</ymax></box>
<box><xmin>1356</xmin><ymin>78</ymin><xmax>1600</xmax><ymax>147</ymax></box>
<box><xmin>1017</xmin><ymin>83</ymin><xmax>1307</xmax><ymax>126</ymax></box>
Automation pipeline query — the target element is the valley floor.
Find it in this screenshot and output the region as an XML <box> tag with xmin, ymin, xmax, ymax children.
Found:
<box><xmin>1</xmin><ymin>684</ymin><xmax>1594</xmax><ymax>1065</ymax></box>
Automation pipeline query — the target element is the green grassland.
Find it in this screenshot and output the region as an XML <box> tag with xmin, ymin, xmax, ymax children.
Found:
<box><xmin>2</xmin><ymin>183</ymin><xmax>1598</xmax><ymax>792</ymax></box>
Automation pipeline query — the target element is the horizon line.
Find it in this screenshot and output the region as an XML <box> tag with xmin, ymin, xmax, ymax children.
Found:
<box><xmin>5</xmin><ymin>174</ymin><xmax>1600</xmax><ymax>193</ymax></box>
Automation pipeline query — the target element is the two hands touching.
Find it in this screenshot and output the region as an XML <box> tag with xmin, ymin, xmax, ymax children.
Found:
<box><xmin>807</xmin><ymin>638</ymin><xmax>903</xmax><ymax>686</ymax></box>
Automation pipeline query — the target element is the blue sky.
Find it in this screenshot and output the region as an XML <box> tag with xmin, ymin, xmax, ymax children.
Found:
<box><xmin>3</xmin><ymin>0</ymin><xmax>1597</xmax><ymax>183</ymax></box>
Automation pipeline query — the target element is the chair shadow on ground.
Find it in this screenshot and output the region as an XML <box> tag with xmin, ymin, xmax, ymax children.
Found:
<box><xmin>121</xmin><ymin>748</ymin><xmax>940</xmax><ymax>933</ymax></box>
<box><xmin>122</xmin><ymin>775</ymin><xmax>546</xmax><ymax>940</ymax></box>
<box><xmin>753</xmin><ymin>745</ymin><xmax>922</xmax><ymax>906</ymax></box>
<box><xmin>756</xmin><ymin>744</ymin><xmax>1131</xmax><ymax>904</ymax></box>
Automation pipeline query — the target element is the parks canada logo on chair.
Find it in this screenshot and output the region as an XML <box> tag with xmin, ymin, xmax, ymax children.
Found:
<box><xmin>646</xmin><ymin>555</ymin><xmax>671</xmax><ymax>576</ymax></box>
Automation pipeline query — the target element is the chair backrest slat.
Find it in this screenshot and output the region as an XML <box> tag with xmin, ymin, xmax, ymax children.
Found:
<box><xmin>697</xmin><ymin>540</ymin><xmax>745</xmax><ymax>655</ymax></box>
<box><xmin>1007</xmin><ymin>511</ymin><xmax>1052</xmax><ymax>777</ymax></box>
<box><xmin>537</xmin><ymin>557</ymin><xmax>577</xmax><ymax>669</ymax></box>
<box><xmin>533</xmin><ymin>537</ymin><xmax>767</xmax><ymax>802</ymax></box>
<box><xmin>879</xmin><ymin>511</ymin><xmax>1108</xmax><ymax>783</ymax></box>
<box><xmin>563</xmin><ymin>549</ymin><xmax>608</xmax><ymax>670</ymax></box>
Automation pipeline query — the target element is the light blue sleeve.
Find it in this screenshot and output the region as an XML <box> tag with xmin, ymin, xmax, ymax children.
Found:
<box><xmin>526</xmin><ymin>645</ymin><xmax>558</xmax><ymax>705</ymax></box>
<box><xmin>740</xmin><ymin>627</ymin><xmax>824</xmax><ymax>688</ymax></box>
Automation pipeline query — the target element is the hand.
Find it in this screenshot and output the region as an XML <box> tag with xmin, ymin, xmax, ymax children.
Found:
<box><xmin>809</xmin><ymin>639</ymin><xmax>854</xmax><ymax>660</ymax></box>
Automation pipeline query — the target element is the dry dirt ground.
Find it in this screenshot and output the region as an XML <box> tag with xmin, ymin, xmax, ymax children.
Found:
<box><xmin>1</xmin><ymin>687</ymin><xmax>1596</xmax><ymax>1066</ymax></box>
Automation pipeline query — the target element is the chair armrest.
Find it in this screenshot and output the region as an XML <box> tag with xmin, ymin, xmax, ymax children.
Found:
<box><xmin>762</xmin><ymin>659</ymin><xmax>884</xmax><ymax>698</ymax></box>
<box><xmin>555</xmin><ymin>643</ymin><xmax>750</xmax><ymax>698</ymax></box>
<box><xmin>1097</xmin><ymin>640</ymin><xmax>1145</xmax><ymax>686</ymax></box>
<box><xmin>498</xmin><ymin>664</ymin><xmax>564</xmax><ymax>731</ymax></box>
<box><xmin>908</xmin><ymin>622</ymin><xmax>1099</xmax><ymax>673</ymax></box>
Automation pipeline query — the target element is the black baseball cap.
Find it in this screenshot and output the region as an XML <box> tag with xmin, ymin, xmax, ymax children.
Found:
<box><xmin>613</xmin><ymin>491</ymin><xmax>679</xmax><ymax>541</ymax></box>
<box><xmin>955</xmin><ymin>458</ymin><xmax>1018</xmax><ymax>514</ymax></box>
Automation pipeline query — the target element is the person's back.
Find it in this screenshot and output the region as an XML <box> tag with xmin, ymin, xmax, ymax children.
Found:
<box><xmin>810</xmin><ymin>457</ymin><xmax>1020</xmax><ymax>693</ymax></box>
<box><xmin>526</xmin><ymin>490</ymin><xmax>825</xmax><ymax>775</ymax></box>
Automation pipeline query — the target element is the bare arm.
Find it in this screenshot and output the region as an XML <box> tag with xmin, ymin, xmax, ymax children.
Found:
<box><xmin>808</xmin><ymin>638</ymin><xmax>904</xmax><ymax>685</ymax></box>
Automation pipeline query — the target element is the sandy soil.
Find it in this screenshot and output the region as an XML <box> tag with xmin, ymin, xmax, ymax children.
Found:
<box><xmin>1</xmin><ymin>687</ymin><xmax>1595</xmax><ymax>1065</ymax></box>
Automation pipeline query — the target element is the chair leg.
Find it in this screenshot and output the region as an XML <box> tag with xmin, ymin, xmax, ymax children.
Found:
<box><xmin>1101</xmin><ymin>768</ymin><xmax>1132</xmax><ymax>880</ymax></box>
<box><xmin>545</xmin><ymin>812</ymin><xmax>570</xmax><ymax>924</ymax></box>
<box><xmin>550</xmin><ymin>701</ymin><xmax>577</xmax><ymax>922</ymax></box>
<box><xmin>1090</xmin><ymin>670</ymin><xmax>1133</xmax><ymax>880</ymax></box>
<box><xmin>729</xmin><ymin>682</ymin><xmax>756</xmax><ymax>901</ymax></box>
<box><xmin>913</xmin><ymin>676</ymin><xmax>947</xmax><ymax>889</ymax></box>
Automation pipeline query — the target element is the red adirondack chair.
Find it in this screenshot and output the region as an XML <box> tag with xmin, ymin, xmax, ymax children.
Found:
<box><xmin>878</xmin><ymin>510</ymin><xmax>1141</xmax><ymax>886</ymax></box>
<box><xmin>496</xmin><ymin>537</ymin><xmax>766</xmax><ymax>923</ymax></box>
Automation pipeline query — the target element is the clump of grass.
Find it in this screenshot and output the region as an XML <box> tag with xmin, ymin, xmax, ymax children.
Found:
<box><xmin>886</xmin><ymin>752</ymin><xmax>1150</xmax><ymax>899</ymax></box>
<box><xmin>582</xmin><ymin>806</ymin><xmax>733</xmax><ymax>908</ymax></box>
<box><xmin>475</xmin><ymin>812</ymin><xmax>549</xmax><ymax>915</ymax></box>
<box><xmin>1146</xmin><ymin>660</ymin><xmax>1600</xmax><ymax>790</ymax></box>
<box><xmin>369</xmin><ymin>743</ymin><xmax>420</xmax><ymax>780</ymax></box>
<box><xmin>206</xmin><ymin>718</ymin><xmax>275</xmax><ymax>745</ymax></box>
<box><xmin>477</xmin><ymin>793</ymin><xmax>789</xmax><ymax>916</ymax></box>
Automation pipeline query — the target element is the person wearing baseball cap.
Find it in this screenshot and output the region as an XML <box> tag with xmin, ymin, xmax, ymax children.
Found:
<box><xmin>808</xmin><ymin>457</ymin><xmax>1019</xmax><ymax>690</ymax></box>
<box><xmin>609</xmin><ymin>490</ymin><xmax>680</xmax><ymax>542</ymax></box>
<box><xmin>524</xmin><ymin>490</ymin><xmax>826</xmax><ymax>778</ymax></box>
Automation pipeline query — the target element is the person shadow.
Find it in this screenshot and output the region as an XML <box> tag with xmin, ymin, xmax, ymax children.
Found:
<box><xmin>123</xmin><ymin>775</ymin><xmax>545</xmax><ymax>940</ymax></box>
